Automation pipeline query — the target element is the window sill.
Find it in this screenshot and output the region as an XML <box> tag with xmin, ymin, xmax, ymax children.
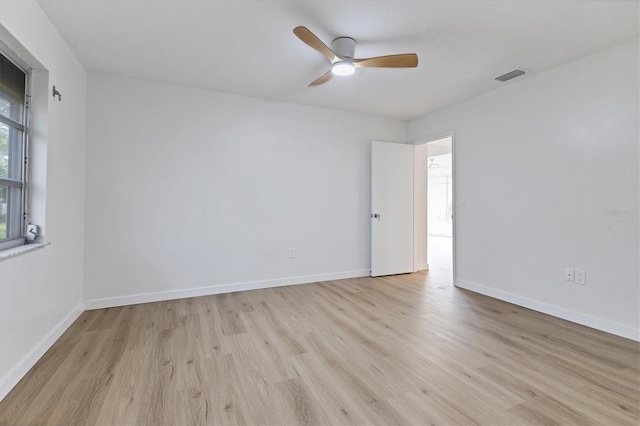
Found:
<box><xmin>0</xmin><ymin>242</ymin><xmax>51</xmax><ymax>262</ymax></box>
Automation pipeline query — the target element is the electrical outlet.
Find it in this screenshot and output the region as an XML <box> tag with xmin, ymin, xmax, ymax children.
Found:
<box><xmin>565</xmin><ymin>268</ymin><xmax>575</xmax><ymax>282</ymax></box>
<box><xmin>288</xmin><ymin>248</ymin><xmax>295</xmax><ymax>259</ymax></box>
<box><xmin>575</xmin><ymin>269</ymin><xmax>586</xmax><ymax>285</ymax></box>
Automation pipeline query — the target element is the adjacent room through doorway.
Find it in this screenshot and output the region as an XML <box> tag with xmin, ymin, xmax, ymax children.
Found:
<box><xmin>426</xmin><ymin>137</ymin><xmax>453</xmax><ymax>279</ymax></box>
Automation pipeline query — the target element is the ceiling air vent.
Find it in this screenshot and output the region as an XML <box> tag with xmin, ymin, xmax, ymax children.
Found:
<box><xmin>495</xmin><ymin>69</ymin><xmax>526</xmax><ymax>82</ymax></box>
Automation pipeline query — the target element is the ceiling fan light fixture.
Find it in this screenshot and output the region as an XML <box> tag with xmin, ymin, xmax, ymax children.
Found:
<box><xmin>332</xmin><ymin>61</ymin><xmax>355</xmax><ymax>76</ymax></box>
<box><xmin>293</xmin><ymin>27</ymin><xmax>418</xmax><ymax>86</ymax></box>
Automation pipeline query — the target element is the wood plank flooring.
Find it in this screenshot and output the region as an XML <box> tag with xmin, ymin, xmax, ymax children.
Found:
<box><xmin>1</xmin><ymin>270</ymin><xmax>638</xmax><ymax>425</ymax></box>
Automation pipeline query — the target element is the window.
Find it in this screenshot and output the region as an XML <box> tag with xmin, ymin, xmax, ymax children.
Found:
<box><xmin>0</xmin><ymin>49</ymin><xmax>29</xmax><ymax>251</ymax></box>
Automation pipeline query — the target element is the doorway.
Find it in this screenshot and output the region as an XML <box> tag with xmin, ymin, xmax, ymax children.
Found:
<box><xmin>413</xmin><ymin>135</ymin><xmax>454</xmax><ymax>281</ymax></box>
<box><xmin>426</xmin><ymin>138</ymin><xmax>453</xmax><ymax>277</ymax></box>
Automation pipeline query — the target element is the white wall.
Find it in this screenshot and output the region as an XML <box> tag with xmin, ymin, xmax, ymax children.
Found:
<box><xmin>0</xmin><ymin>1</ymin><xmax>87</xmax><ymax>399</ymax></box>
<box><xmin>84</xmin><ymin>74</ymin><xmax>406</xmax><ymax>306</ymax></box>
<box><xmin>409</xmin><ymin>39</ymin><xmax>639</xmax><ymax>340</ymax></box>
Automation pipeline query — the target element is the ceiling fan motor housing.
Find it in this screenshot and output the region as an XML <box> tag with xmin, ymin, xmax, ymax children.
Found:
<box><xmin>332</xmin><ymin>37</ymin><xmax>356</xmax><ymax>59</ymax></box>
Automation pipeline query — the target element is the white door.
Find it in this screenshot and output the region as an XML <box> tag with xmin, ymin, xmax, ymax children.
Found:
<box><xmin>371</xmin><ymin>141</ymin><xmax>414</xmax><ymax>277</ymax></box>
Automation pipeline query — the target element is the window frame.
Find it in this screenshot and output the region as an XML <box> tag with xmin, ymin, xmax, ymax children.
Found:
<box><xmin>0</xmin><ymin>46</ymin><xmax>31</xmax><ymax>251</ymax></box>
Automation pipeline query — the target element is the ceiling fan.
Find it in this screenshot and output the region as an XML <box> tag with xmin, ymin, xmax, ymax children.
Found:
<box><xmin>293</xmin><ymin>26</ymin><xmax>419</xmax><ymax>87</ymax></box>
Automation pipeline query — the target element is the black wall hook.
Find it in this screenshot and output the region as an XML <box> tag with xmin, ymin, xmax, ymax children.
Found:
<box><xmin>52</xmin><ymin>85</ymin><xmax>61</xmax><ymax>101</ymax></box>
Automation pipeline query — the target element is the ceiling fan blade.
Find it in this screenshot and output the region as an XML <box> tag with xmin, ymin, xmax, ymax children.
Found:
<box><xmin>308</xmin><ymin>70</ymin><xmax>333</xmax><ymax>87</ymax></box>
<box><xmin>294</xmin><ymin>26</ymin><xmax>341</xmax><ymax>63</ymax></box>
<box><xmin>353</xmin><ymin>53</ymin><xmax>418</xmax><ymax>68</ymax></box>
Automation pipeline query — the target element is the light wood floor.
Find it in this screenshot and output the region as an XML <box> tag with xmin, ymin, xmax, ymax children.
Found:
<box><xmin>1</xmin><ymin>269</ymin><xmax>638</xmax><ymax>425</ymax></box>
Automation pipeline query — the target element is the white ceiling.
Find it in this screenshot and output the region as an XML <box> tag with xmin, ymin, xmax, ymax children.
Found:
<box><xmin>37</xmin><ymin>0</ymin><xmax>639</xmax><ymax>120</ymax></box>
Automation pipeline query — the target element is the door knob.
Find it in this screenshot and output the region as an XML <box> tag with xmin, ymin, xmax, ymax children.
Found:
<box><xmin>371</xmin><ymin>213</ymin><xmax>381</xmax><ymax>219</ymax></box>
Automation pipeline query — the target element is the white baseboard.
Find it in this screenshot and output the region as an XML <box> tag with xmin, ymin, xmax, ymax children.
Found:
<box><xmin>85</xmin><ymin>269</ymin><xmax>371</xmax><ymax>310</ymax></box>
<box><xmin>0</xmin><ymin>302</ymin><xmax>84</xmax><ymax>402</ymax></box>
<box><xmin>456</xmin><ymin>279</ymin><xmax>639</xmax><ymax>342</ymax></box>
<box><xmin>416</xmin><ymin>263</ymin><xmax>429</xmax><ymax>271</ymax></box>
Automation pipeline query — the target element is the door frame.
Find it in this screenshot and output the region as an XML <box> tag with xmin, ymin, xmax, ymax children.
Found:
<box><xmin>413</xmin><ymin>131</ymin><xmax>457</xmax><ymax>286</ymax></box>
